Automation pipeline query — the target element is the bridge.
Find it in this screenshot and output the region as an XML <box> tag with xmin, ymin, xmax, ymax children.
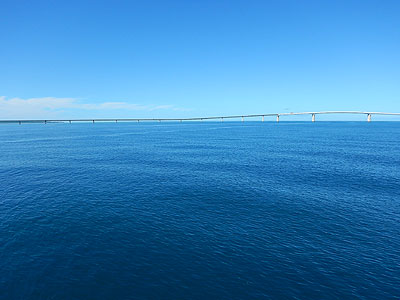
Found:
<box><xmin>1</xmin><ymin>111</ymin><xmax>400</xmax><ymax>124</ymax></box>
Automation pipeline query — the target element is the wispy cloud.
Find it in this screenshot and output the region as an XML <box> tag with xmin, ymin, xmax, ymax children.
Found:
<box><xmin>0</xmin><ymin>96</ymin><xmax>190</xmax><ymax>119</ymax></box>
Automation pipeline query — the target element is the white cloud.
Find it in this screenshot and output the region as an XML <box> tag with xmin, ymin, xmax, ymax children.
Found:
<box><xmin>0</xmin><ymin>96</ymin><xmax>190</xmax><ymax>119</ymax></box>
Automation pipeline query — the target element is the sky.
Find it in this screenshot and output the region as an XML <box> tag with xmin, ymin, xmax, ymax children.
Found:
<box><xmin>1</xmin><ymin>0</ymin><xmax>399</xmax><ymax>120</ymax></box>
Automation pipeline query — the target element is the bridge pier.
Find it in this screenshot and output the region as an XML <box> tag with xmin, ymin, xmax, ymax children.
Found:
<box><xmin>312</xmin><ymin>114</ymin><xmax>315</xmax><ymax>122</ymax></box>
<box><xmin>277</xmin><ymin>115</ymin><xmax>280</xmax><ymax>122</ymax></box>
<box><xmin>221</xmin><ymin>117</ymin><xmax>224</xmax><ymax>122</ymax></box>
<box><xmin>92</xmin><ymin>120</ymin><xmax>95</xmax><ymax>123</ymax></box>
<box><xmin>69</xmin><ymin>120</ymin><xmax>71</xmax><ymax>124</ymax></box>
<box><xmin>241</xmin><ymin>116</ymin><xmax>244</xmax><ymax>122</ymax></box>
<box><xmin>44</xmin><ymin>120</ymin><xmax>47</xmax><ymax>124</ymax></box>
<box><xmin>262</xmin><ymin>116</ymin><xmax>264</xmax><ymax>122</ymax></box>
<box><xmin>367</xmin><ymin>114</ymin><xmax>371</xmax><ymax>122</ymax></box>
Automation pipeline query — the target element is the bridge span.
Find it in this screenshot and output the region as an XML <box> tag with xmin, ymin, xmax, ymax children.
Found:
<box><xmin>1</xmin><ymin>111</ymin><xmax>400</xmax><ymax>124</ymax></box>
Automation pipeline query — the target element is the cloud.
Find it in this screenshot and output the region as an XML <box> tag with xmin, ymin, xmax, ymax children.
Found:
<box><xmin>0</xmin><ymin>96</ymin><xmax>190</xmax><ymax>119</ymax></box>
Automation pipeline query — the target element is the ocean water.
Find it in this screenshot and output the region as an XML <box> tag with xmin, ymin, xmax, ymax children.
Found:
<box><xmin>0</xmin><ymin>122</ymin><xmax>399</xmax><ymax>300</ymax></box>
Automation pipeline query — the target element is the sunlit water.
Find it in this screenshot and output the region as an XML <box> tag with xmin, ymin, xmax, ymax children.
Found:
<box><xmin>0</xmin><ymin>122</ymin><xmax>399</xmax><ymax>299</ymax></box>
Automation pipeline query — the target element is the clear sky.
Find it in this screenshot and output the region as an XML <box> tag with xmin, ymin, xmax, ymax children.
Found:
<box><xmin>1</xmin><ymin>0</ymin><xmax>399</xmax><ymax>120</ymax></box>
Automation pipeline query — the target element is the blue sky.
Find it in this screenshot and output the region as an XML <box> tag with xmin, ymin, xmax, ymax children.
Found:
<box><xmin>1</xmin><ymin>0</ymin><xmax>399</xmax><ymax>119</ymax></box>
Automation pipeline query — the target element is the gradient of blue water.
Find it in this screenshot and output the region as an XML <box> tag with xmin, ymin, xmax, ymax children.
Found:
<box><xmin>1</xmin><ymin>122</ymin><xmax>399</xmax><ymax>299</ymax></box>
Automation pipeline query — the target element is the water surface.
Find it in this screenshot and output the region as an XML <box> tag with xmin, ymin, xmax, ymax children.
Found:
<box><xmin>0</xmin><ymin>122</ymin><xmax>399</xmax><ymax>299</ymax></box>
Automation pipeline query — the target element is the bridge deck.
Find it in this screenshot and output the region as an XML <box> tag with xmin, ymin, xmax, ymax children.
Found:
<box><xmin>1</xmin><ymin>111</ymin><xmax>400</xmax><ymax>124</ymax></box>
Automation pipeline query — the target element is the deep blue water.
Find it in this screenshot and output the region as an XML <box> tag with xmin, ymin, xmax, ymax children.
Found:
<box><xmin>0</xmin><ymin>122</ymin><xmax>399</xmax><ymax>300</ymax></box>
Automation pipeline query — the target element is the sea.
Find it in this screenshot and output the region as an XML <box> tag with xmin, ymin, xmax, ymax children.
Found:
<box><xmin>0</xmin><ymin>122</ymin><xmax>399</xmax><ymax>300</ymax></box>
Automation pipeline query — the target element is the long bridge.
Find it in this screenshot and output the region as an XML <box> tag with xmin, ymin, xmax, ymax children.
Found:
<box><xmin>1</xmin><ymin>111</ymin><xmax>400</xmax><ymax>124</ymax></box>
